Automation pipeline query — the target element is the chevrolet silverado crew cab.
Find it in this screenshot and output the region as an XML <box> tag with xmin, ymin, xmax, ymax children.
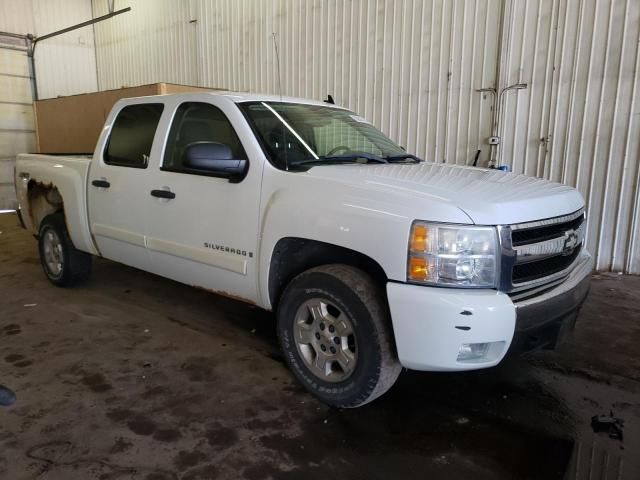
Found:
<box><xmin>14</xmin><ymin>92</ymin><xmax>592</xmax><ymax>407</ymax></box>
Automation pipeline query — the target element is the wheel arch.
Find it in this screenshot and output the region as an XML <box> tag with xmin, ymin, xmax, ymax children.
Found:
<box><xmin>21</xmin><ymin>169</ymin><xmax>97</xmax><ymax>255</ymax></box>
<box><xmin>275</xmin><ymin>262</ymin><xmax>402</xmax><ymax>407</ymax></box>
<box><xmin>267</xmin><ymin>237</ymin><xmax>388</xmax><ymax>310</ymax></box>
<box><xmin>38</xmin><ymin>209</ymin><xmax>92</xmax><ymax>287</ymax></box>
<box><xmin>27</xmin><ymin>181</ymin><xmax>64</xmax><ymax>234</ymax></box>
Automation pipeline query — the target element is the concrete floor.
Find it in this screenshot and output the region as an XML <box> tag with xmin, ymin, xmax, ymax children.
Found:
<box><xmin>1</xmin><ymin>212</ymin><xmax>639</xmax><ymax>480</ymax></box>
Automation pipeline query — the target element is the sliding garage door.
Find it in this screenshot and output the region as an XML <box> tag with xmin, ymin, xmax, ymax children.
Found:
<box><xmin>0</xmin><ymin>34</ymin><xmax>36</xmax><ymax>210</ymax></box>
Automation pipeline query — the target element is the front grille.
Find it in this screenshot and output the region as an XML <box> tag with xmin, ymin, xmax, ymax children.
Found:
<box><xmin>512</xmin><ymin>214</ymin><xmax>584</xmax><ymax>246</ymax></box>
<box><xmin>512</xmin><ymin>245</ymin><xmax>582</xmax><ymax>283</ymax></box>
<box><xmin>504</xmin><ymin>209</ymin><xmax>585</xmax><ymax>292</ymax></box>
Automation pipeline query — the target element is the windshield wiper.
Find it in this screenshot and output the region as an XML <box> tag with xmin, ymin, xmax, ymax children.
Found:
<box><xmin>294</xmin><ymin>152</ymin><xmax>389</xmax><ymax>167</ymax></box>
<box><xmin>386</xmin><ymin>154</ymin><xmax>423</xmax><ymax>163</ymax></box>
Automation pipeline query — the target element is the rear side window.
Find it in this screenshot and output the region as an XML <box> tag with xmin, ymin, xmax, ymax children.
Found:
<box><xmin>163</xmin><ymin>102</ymin><xmax>246</xmax><ymax>173</ymax></box>
<box><xmin>104</xmin><ymin>103</ymin><xmax>164</xmax><ymax>168</ymax></box>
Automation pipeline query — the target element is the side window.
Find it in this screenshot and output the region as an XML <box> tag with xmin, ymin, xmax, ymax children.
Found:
<box><xmin>104</xmin><ymin>103</ymin><xmax>164</xmax><ymax>168</ymax></box>
<box><xmin>163</xmin><ymin>102</ymin><xmax>246</xmax><ymax>172</ymax></box>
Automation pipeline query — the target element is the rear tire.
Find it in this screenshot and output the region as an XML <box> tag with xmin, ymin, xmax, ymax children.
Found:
<box><xmin>38</xmin><ymin>212</ymin><xmax>92</xmax><ymax>287</ymax></box>
<box><xmin>277</xmin><ymin>264</ymin><xmax>401</xmax><ymax>408</ymax></box>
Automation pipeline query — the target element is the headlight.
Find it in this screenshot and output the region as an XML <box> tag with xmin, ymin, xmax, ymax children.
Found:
<box><xmin>408</xmin><ymin>222</ymin><xmax>498</xmax><ymax>287</ymax></box>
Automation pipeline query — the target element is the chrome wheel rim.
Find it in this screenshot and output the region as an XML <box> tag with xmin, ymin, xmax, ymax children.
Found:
<box><xmin>43</xmin><ymin>229</ymin><xmax>64</xmax><ymax>277</ymax></box>
<box><xmin>293</xmin><ymin>298</ymin><xmax>358</xmax><ymax>383</ymax></box>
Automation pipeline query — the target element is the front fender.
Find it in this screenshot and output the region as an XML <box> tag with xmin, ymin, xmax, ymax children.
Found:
<box><xmin>256</xmin><ymin>170</ymin><xmax>472</xmax><ymax>309</ymax></box>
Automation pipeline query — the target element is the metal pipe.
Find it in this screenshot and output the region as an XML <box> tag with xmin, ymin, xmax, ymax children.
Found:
<box><xmin>493</xmin><ymin>1</ymin><xmax>507</xmax><ymax>85</ymax></box>
<box><xmin>27</xmin><ymin>38</ymin><xmax>38</xmax><ymax>101</ymax></box>
<box><xmin>475</xmin><ymin>0</ymin><xmax>507</xmax><ymax>168</ymax></box>
<box><xmin>27</xmin><ymin>7</ymin><xmax>131</xmax><ymax>100</ymax></box>
<box><xmin>0</xmin><ymin>44</ymin><xmax>29</xmax><ymax>52</ymax></box>
<box><xmin>476</xmin><ymin>87</ymin><xmax>497</xmax><ymax>136</ymax></box>
<box><xmin>31</xmin><ymin>7</ymin><xmax>131</xmax><ymax>49</ymax></box>
<box><xmin>0</xmin><ymin>30</ymin><xmax>29</xmax><ymax>39</ymax></box>
<box><xmin>488</xmin><ymin>0</ymin><xmax>509</xmax><ymax>167</ymax></box>
<box><xmin>495</xmin><ymin>83</ymin><xmax>528</xmax><ymax>166</ymax></box>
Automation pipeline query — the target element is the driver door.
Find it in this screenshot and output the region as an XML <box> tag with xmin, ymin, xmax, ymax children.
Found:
<box><xmin>143</xmin><ymin>98</ymin><xmax>263</xmax><ymax>302</ymax></box>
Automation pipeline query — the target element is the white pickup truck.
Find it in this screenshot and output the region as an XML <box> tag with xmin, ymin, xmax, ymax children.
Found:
<box><xmin>14</xmin><ymin>92</ymin><xmax>592</xmax><ymax>407</ymax></box>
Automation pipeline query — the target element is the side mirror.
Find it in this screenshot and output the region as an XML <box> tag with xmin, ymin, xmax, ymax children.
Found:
<box><xmin>183</xmin><ymin>142</ymin><xmax>248</xmax><ymax>182</ymax></box>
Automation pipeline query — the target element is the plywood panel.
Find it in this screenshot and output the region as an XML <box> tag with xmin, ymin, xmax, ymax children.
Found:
<box><xmin>34</xmin><ymin>83</ymin><xmax>213</xmax><ymax>153</ymax></box>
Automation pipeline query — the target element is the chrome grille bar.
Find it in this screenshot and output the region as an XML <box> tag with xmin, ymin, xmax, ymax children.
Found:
<box><xmin>499</xmin><ymin>208</ymin><xmax>586</xmax><ymax>293</ymax></box>
<box><xmin>514</xmin><ymin>221</ymin><xmax>585</xmax><ymax>264</ymax></box>
<box><xmin>510</xmin><ymin>209</ymin><xmax>585</xmax><ymax>231</ymax></box>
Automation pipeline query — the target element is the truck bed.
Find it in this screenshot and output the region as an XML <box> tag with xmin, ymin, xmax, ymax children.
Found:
<box><xmin>14</xmin><ymin>153</ymin><xmax>97</xmax><ymax>255</ymax></box>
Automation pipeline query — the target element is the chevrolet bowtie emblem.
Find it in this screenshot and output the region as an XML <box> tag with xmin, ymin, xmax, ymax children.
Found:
<box><xmin>562</xmin><ymin>229</ymin><xmax>579</xmax><ymax>256</ymax></box>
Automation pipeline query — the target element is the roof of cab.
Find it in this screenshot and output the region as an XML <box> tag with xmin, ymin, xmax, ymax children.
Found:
<box><xmin>115</xmin><ymin>90</ymin><xmax>349</xmax><ymax>110</ymax></box>
<box><xmin>211</xmin><ymin>91</ymin><xmax>349</xmax><ymax>109</ymax></box>
<box><xmin>214</xmin><ymin>91</ymin><xmax>335</xmax><ymax>106</ymax></box>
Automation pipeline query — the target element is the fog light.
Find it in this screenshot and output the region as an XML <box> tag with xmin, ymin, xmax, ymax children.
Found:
<box><xmin>457</xmin><ymin>342</ymin><xmax>491</xmax><ymax>361</ymax></box>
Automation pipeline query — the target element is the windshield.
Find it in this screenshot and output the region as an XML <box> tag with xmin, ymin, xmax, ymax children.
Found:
<box><xmin>239</xmin><ymin>101</ymin><xmax>414</xmax><ymax>170</ymax></box>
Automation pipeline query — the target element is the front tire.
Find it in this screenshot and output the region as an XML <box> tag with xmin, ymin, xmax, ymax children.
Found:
<box><xmin>277</xmin><ymin>264</ymin><xmax>401</xmax><ymax>408</ymax></box>
<box><xmin>38</xmin><ymin>212</ymin><xmax>92</xmax><ymax>287</ymax></box>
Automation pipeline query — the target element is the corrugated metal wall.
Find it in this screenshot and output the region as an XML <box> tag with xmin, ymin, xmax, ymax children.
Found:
<box><xmin>501</xmin><ymin>0</ymin><xmax>640</xmax><ymax>273</ymax></box>
<box><xmin>0</xmin><ymin>44</ymin><xmax>35</xmax><ymax>209</ymax></box>
<box><xmin>94</xmin><ymin>0</ymin><xmax>501</xmax><ymax>167</ymax></box>
<box><xmin>0</xmin><ymin>0</ymin><xmax>98</xmax><ymax>209</ymax></box>
<box><xmin>0</xmin><ymin>0</ymin><xmax>98</xmax><ymax>99</ymax></box>
<box><xmin>92</xmin><ymin>0</ymin><xmax>640</xmax><ymax>273</ymax></box>
<box><xmin>92</xmin><ymin>0</ymin><xmax>196</xmax><ymax>89</ymax></box>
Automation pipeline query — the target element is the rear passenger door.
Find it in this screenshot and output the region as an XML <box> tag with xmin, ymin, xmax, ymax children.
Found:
<box><xmin>88</xmin><ymin>101</ymin><xmax>164</xmax><ymax>271</ymax></box>
<box><xmin>144</xmin><ymin>98</ymin><xmax>263</xmax><ymax>303</ymax></box>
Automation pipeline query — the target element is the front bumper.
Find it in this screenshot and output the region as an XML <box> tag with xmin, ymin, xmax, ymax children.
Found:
<box><xmin>509</xmin><ymin>251</ymin><xmax>593</xmax><ymax>352</ymax></box>
<box><xmin>386</xmin><ymin>251</ymin><xmax>593</xmax><ymax>371</ymax></box>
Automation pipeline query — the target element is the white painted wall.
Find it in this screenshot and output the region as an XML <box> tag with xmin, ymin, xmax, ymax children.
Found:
<box><xmin>21</xmin><ymin>0</ymin><xmax>640</xmax><ymax>274</ymax></box>
<box><xmin>93</xmin><ymin>0</ymin><xmax>502</xmax><ymax>167</ymax></box>
<box><xmin>500</xmin><ymin>0</ymin><xmax>640</xmax><ymax>274</ymax></box>
<box><xmin>0</xmin><ymin>0</ymin><xmax>99</xmax><ymax>208</ymax></box>
<box><xmin>0</xmin><ymin>46</ymin><xmax>36</xmax><ymax>209</ymax></box>
<box><xmin>0</xmin><ymin>0</ymin><xmax>98</xmax><ymax>99</ymax></box>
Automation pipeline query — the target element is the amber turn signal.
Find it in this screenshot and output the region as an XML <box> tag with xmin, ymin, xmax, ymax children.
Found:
<box><xmin>408</xmin><ymin>256</ymin><xmax>429</xmax><ymax>281</ymax></box>
<box><xmin>410</xmin><ymin>224</ymin><xmax>429</xmax><ymax>252</ymax></box>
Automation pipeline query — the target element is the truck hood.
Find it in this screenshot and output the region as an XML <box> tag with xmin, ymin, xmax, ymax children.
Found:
<box><xmin>306</xmin><ymin>162</ymin><xmax>584</xmax><ymax>225</ymax></box>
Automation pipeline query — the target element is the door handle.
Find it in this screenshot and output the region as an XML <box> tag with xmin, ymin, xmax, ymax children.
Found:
<box><xmin>150</xmin><ymin>189</ymin><xmax>176</xmax><ymax>199</ymax></box>
<box><xmin>92</xmin><ymin>179</ymin><xmax>110</xmax><ymax>188</ymax></box>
